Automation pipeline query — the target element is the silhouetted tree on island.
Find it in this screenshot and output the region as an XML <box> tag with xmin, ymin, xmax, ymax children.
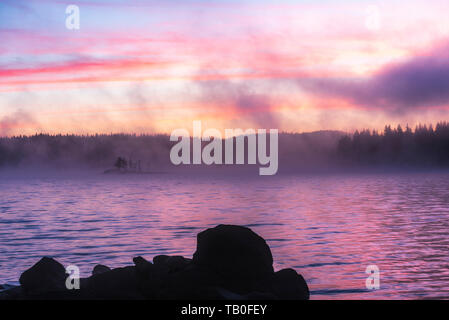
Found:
<box><xmin>114</xmin><ymin>157</ymin><xmax>128</xmax><ymax>171</ymax></box>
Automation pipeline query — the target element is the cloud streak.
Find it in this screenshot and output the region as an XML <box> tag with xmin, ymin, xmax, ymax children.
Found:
<box><xmin>299</xmin><ymin>42</ymin><xmax>449</xmax><ymax>111</ymax></box>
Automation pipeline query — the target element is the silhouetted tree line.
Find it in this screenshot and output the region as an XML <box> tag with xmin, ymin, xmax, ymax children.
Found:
<box><xmin>1</xmin><ymin>125</ymin><xmax>448</xmax><ymax>170</ymax></box>
<box><xmin>0</xmin><ymin>133</ymin><xmax>171</xmax><ymax>169</ymax></box>
<box><xmin>337</xmin><ymin>122</ymin><xmax>449</xmax><ymax>166</ymax></box>
<box><xmin>0</xmin><ymin>131</ymin><xmax>345</xmax><ymax>170</ymax></box>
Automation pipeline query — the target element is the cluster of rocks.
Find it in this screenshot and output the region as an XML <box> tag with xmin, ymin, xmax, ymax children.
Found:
<box><xmin>0</xmin><ymin>225</ymin><xmax>309</xmax><ymax>300</ymax></box>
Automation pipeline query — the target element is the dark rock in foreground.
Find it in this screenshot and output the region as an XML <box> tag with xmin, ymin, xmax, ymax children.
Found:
<box><xmin>193</xmin><ymin>225</ymin><xmax>274</xmax><ymax>294</ymax></box>
<box><xmin>0</xmin><ymin>224</ymin><xmax>309</xmax><ymax>300</ymax></box>
<box><xmin>19</xmin><ymin>256</ymin><xmax>67</xmax><ymax>295</ymax></box>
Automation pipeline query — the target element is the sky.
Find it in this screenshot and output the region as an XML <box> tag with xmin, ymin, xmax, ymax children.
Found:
<box><xmin>0</xmin><ymin>0</ymin><xmax>448</xmax><ymax>136</ymax></box>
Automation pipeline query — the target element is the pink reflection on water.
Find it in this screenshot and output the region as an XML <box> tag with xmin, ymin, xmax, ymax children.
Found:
<box><xmin>1</xmin><ymin>172</ymin><xmax>449</xmax><ymax>299</ymax></box>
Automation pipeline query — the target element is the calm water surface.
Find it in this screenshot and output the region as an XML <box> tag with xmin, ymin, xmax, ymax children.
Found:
<box><xmin>1</xmin><ymin>171</ymin><xmax>449</xmax><ymax>299</ymax></box>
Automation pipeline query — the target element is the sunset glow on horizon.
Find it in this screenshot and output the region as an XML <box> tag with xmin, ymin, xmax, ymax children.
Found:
<box><xmin>1</xmin><ymin>0</ymin><xmax>449</xmax><ymax>136</ymax></box>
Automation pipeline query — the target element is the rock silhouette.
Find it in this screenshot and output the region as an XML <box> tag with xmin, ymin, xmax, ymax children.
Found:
<box><xmin>193</xmin><ymin>225</ymin><xmax>274</xmax><ymax>294</ymax></box>
<box><xmin>19</xmin><ymin>257</ymin><xmax>67</xmax><ymax>295</ymax></box>
<box><xmin>0</xmin><ymin>225</ymin><xmax>309</xmax><ymax>300</ymax></box>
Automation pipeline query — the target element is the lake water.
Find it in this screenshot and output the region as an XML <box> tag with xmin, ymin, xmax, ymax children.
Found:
<box><xmin>1</xmin><ymin>171</ymin><xmax>449</xmax><ymax>299</ymax></box>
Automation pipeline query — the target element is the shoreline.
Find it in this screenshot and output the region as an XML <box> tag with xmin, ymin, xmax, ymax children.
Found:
<box><xmin>0</xmin><ymin>225</ymin><xmax>310</xmax><ymax>300</ymax></box>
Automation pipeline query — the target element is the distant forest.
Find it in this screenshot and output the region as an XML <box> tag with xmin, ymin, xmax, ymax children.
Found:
<box><xmin>0</xmin><ymin>131</ymin><xmax>342</xmax><ymax>170</ymax></box>
<box><xmin>337</xmin><ymin>122</ymin><xmax>449</xmax><ymax>166</ymax></box>
<box><xmin>0</xmin><ymin>134</ymin><xmax>172</xmax><ymax>170</ymax></box>
<box><xmin>0</xmin><ymin>123</ymin><xmax>449</xmax><ymax>171</ymax></box>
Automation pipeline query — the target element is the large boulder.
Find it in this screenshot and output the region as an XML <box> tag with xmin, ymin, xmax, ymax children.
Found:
<box><xmin>19</xmin><ymin>257</ymin><xmax>67</xmax><ymax>295</ymax></box>
<box><xmin>192</xmin><ymin>224</ymin><xmax>274</xmax><ymax>293</ymax></box>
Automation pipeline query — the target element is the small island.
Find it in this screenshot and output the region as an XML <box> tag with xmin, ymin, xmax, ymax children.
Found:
<box><xmin>104</xmin><ymin>157</ymin><xmax>152</xmax><ymax>174</ymax></box>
